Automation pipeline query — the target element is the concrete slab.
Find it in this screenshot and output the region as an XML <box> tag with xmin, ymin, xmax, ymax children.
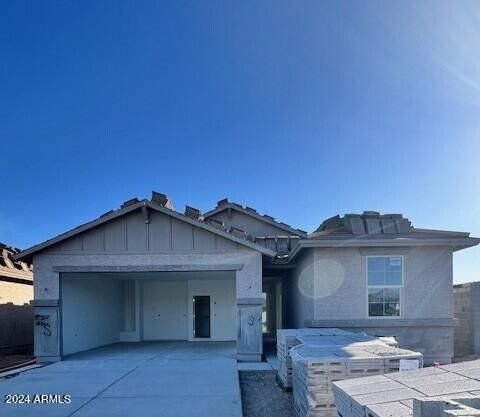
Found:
<box><xmin>237</xmin><ymin>362</ymin><xmax>273</xmax><ymax>371</ymax></box>
<box><xmin>27</xmin><ymin>359</ymin><xmax>142</xmax><ymax>373</ymax></box>
<box><xmin>0</xmin><ymin>370</ymin><xmax>127</xmax><ymax>398</ymax></box>
<box><xmin>100</xmin><ymin>360</ymin><xmax>239</xmax><ymax>398</ymax></box>
<box><xmin>71</xmin><ymin>395</ymin><xmax>242</xmax><ymax>417</ymax></box>
<box><xmin>0</xmin><ymin>342</ymin><xmax>242</xmax><ymax>417</ymax></box>
<box><xmin>0</xmin><ymin>397</ymin><xmax>90</xmax><ymax>417</ymax></box>
<box><xmin>0</xmin><ymin>364</ymin><xmax>44</xmax><ymax>379</ymax></box>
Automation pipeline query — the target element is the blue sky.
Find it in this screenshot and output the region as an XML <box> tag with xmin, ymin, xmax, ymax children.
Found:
<box><xmin>1</xmin><ymin>1</ymin><xmax>479</xmax><ymax>283</ymax></box>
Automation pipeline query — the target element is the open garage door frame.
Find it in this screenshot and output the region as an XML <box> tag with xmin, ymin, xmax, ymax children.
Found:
<box><xmin>59</xmin><ymin>270</ymin><xmax>238</xmax><ymax>356</ymax></box>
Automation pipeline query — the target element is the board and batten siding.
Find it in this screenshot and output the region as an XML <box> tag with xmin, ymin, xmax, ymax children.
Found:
<box><xmin>44</xmin><ymin>211</ymin><xmax>240</xmax><ymax>254</ymax></box>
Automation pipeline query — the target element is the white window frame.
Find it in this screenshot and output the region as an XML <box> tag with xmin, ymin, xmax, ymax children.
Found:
<box><xmin>366</xmin><ymin>255</ymin><xmax>404</xmax><ymax>319</ymax></box>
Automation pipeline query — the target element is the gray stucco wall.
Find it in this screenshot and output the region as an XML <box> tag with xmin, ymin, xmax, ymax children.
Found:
<box><xmin>312</xmin><ymin>246</ymin><xmax>453</xmax><ymax>320</ymax></box>
<box><xmin>62</xmin><ymin>274</ymin><xmax>123</xmax><ymax>355</ymax></box>
<box><xmin>288</xmin><ymin>246</ymin><xmax>455</xmax><ymax>364</ymax></box>
<box><xmin>287</xmin><ymin>250</ymin><xmax>314</xmax><ymax>328</ymax></box>
<box><xmin>453</xmin><ymin>282</ymin><xmax>480</xmax><ymax>358</ymax></box>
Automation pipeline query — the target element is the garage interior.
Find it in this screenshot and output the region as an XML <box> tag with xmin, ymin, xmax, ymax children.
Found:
<box><xmin>60</xmin><ymin>271</ymin><xmax>237</xmax><ymax>356</ymax></box>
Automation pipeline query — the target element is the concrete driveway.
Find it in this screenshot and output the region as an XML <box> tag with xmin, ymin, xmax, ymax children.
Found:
<box><xmin>0</xmin><ymin>342</ymin><xmax>242</xmax><ymax>417</ymax></box>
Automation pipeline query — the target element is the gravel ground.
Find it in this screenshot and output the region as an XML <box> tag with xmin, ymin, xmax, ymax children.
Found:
<box><xmin>239</xmin><ymin>371</ymin><xmax>295</xmax><ymax>417</ymax></box>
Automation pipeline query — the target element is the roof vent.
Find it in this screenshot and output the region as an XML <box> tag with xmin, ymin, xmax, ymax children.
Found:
<box><xmin>151</xmin><ymin>191</ymin><xmax>171</xmax><ymax>208</ymax></box>
<box><xmin>184</xmin><ymin>206</ymin><xmax>201</xmax><ymax>220</ymax></box>
<box><xmin>217</xmin><ymin>198</ymin><xmax>229</xmax><ymax>207</ymax></box>
<box><xmin>121</xmin><ymin>198</ymin><xmax>140</xmax><ymax>209</ymax></box>
<box><xmin>245</xmin><ymin>206</ymin><xmax>257</xmax><ymax>213</ymax></box>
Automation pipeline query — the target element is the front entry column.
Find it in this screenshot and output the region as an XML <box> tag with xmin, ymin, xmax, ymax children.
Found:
<box><xmin>236</xmin><ymin>298</ymin><xmax>263</xmax><ymax>361</ymax></box>
<box><xmin>235</xmin><ymin>253</ymin><xmax>263</xmax><ymax>362</ymax></box>
<box><xmin>33</xmin><ymin>299</ymin><xmax>62</xmax><ymax>363</ymax></box>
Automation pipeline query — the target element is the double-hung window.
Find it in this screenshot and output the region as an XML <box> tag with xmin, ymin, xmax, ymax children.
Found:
<box><xmin>367</xmin><ymin>256</ymin><xmax>402</xmax><ymax>317</ymax></box>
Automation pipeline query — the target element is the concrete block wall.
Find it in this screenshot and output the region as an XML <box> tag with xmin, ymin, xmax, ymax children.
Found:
<box><xmin>0</xmin><ymin>303</ymin><xmax>33</xmax><ymax>351</ymax></box>
<box><xmin>453</xmin><ymin>282</ymin><xmax>480</xmax><ymax>358</ymax></box>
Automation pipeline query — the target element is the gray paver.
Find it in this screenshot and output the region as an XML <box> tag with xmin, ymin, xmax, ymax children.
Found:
<box><xmin>388</xmin><ymin>367</ymin><xmax>447</xmax><ymax>381</ymax></box>
<box><xmin>399</xmin><ymin>373</ymin><xmax>467</xmax><ymax>389</ymax></box>
<box><xmin>439</xmin><ymin>361</ymin><xmax>480</xmax><ymax>372</ymax></box>
<box><xmin>414</xmin><ymin>379</ymin><xmax>480</xmax><ymax>397</ymax></box>
<box><xmin>353</xmin><ymin>388</ymin><xmax>423</xmax><ymax>406</ymax></box>
<box><xmin>366</xmin><ymin>401</ymin><xmax>413</xmax><ymax>417</ymax></box>
<box><xmin>454</xmin><ymin>368</ymin><xmax>480</xmax><ymax>380</ymax></box>
<box><xmin>339</xmin><ymin>380</ymin><xmax>404</xmax><ymax>396</ymax></box>
<box><xmin>334</xmin><ymin>375</ymin><xmax>391</xmax><ymax>389</ymax></box>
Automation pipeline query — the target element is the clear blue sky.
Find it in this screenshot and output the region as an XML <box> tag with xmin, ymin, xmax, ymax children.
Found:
<box><xmin>1</xmin><ymin>1</ymin><xmax>479</xmax><ymax>283</ymax></box>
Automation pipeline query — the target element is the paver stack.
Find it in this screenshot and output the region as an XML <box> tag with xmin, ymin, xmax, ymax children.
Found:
<box><xmin>276</xmin><ymin>328</ymin><xmax>397</xmax><ymax>390</ymax></box>
<box><xmin>276</xmin><ymin>328</ymin><xmax>354</xmax><ymax>389</ymax></box>
<box><xmin>332</xmin><ymin>359</ymin><xmax>480</xmax><ymax>417</ymax></box>
<box><xmin>291</xmin><ymin>343</ymin><xmax>422</xmax><ymax>417</ymax></box>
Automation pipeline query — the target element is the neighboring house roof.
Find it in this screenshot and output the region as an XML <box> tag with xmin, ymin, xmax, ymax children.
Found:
<box><xmin>0</xmin><ymin>243</ymin><xmax>33</xmax><ymax>285</ymax></box>
<box><xmin>286</xmin><ymin>211</ymin><xmax>480</xmax><ymax>262</ymax></box>
<box><xmin>14</xmin><ymin>192</ymin><xmax>277</xmax><ymax>263</ymax></box>
<box><xmin>203</xmin><ymin>199</ymin><xmax>307</xmax><ymax>237</ymax></box>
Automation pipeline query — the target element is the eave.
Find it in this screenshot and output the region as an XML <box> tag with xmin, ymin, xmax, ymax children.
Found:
<box><xmin>14</xmin><ymin>200</ymin><xmax>277</xmax><ymax>263</ymax></box>
<box><xmin>287</xmin><ymin>236</ymin><xmax>480</xmax><ymax>262</ymax></box>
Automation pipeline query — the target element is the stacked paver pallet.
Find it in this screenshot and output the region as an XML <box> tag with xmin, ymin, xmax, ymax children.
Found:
<box><xmin>276</xmin><ymin>328</ymin><xmax>397</xmax><ymax>389</ymax></box>
<box><xmin>276</xmin><ymin>328</ymin><xmax>354</xmax><ymax>389</ymax></box>
<box><xmin>332</xmin><ymin>359</ymin><xmax>480</xmax><ymax>417</ymax></box>
<box><xmin>291</xmin><ymin>344</ymin><xmax>423</xmax><ymax>417</ymax></box>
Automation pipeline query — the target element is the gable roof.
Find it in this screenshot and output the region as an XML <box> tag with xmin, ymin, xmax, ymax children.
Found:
<box><xmin>203</xmin><ymin>199</ymin><xmax>307</xmax><ymax>237</ymax></box>
<box><xmin>14</xmin><ymin>196</ymin><xmax>277</xmax><ymax>263</ymax></box>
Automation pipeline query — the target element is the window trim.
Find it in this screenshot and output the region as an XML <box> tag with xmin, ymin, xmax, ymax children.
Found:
<box><xmin>366</xmin><ymin>255</ymin><xmax>404</xmax><ymax>319</ymax></box>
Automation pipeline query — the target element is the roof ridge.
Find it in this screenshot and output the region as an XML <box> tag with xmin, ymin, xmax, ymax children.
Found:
<box><xmin>203</xmin><ymin>198</ymin><xmax>307</xmax><ymax>236</ymax></box>
<box><xmin>14</xmin><ymin>192</ymin><xmax>277</xmax><ymax>262</ymax></box>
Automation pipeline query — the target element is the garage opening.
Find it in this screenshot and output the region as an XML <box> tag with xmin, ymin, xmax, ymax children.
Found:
<box><xmin>61</xmin><ymin>271</ymin><xmax>236</xmax><ymax>356</ymax></box>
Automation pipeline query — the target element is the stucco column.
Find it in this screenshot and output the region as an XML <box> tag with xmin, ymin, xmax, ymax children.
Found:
<box><xmin>235</xmin><ymin>252</ymin><xmax>263</xmax><ymax>362</ymax></box>
<box><xmin>32</xmin><ymin>266</ymin><xmax>62</xmax><ymax>362</ymax></box>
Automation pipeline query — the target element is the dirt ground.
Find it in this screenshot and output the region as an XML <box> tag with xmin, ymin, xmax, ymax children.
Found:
<box><xmin>0</xmin><ymin>354</ymin><xmax>34</xmax><ymax>370</ymax></box>
<box><xmin>239</xmin><ymin>371</ymin><xmax>295</xmax><ymax>417</ymax></box>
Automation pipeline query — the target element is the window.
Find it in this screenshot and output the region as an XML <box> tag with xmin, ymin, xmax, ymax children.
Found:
<box><xmin>367</xmin><ymin>256</ymin><xmax>402</xmax><ymax>317</ymax></box>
